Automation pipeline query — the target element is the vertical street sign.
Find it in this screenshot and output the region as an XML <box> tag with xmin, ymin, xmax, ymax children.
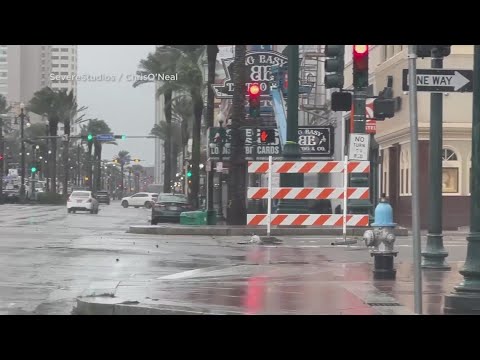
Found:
<box><xmin>348</xmin><ymin>133</ymin><xmax>370</xmax><ymax>161</ymax></box>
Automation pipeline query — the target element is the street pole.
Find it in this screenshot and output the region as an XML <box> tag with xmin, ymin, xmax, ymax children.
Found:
<box><xmin>218</xmin><ymin>120</ymin><xmax>224</xmax><ymax>221</ymax></box>
<box><xmin>444</xmin><ymin>45</ymin><xmax>480</xmax><ymax>314</ymax></box>
<box><xmin>277</xmin><ymin>45</ymin><xmax>307</xmax><ymax>214</ymax></box>
<box><xmin>408</xmin><ymin>45</ymin><xmax>423</xmax><ymax>314</ymax></box>
<box><xmin>350</xmin><ymin>47</ymin><xmax>371</xmax><ymax>216</ymax></box>
<box><xmin>422</xmin><ymin>48</ymin><xmax>450</xmax><ymax>269</ymax></box>
<box><xmin>0</xmin><ymin>118</ymin><xmax>4</xmax><ymax>203</ymax></box>
<box><xmin>19</xmin><ymin>105</ymin><xmax>26</xmax><ymax>200</ymax></box>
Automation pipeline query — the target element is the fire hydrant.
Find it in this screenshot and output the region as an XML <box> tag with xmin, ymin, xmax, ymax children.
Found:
<box><xmin>363</xmin><ymin>196</ymin><xmax>398</xmax><ymax>280</ymax></box>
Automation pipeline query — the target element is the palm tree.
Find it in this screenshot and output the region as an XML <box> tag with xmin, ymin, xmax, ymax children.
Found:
<box><xmin>227</xmin><ymin>45</ymin><xmax>248</xmax><ymax>225</ymax></box>
<box><xmin>80</xmin><ymin>119</ymin><xmax>115</xmax><ymax>191</ymax></box>
<box><xmin>114</xmin><ymin>150</ymin><xmax>130</xmax><ymax>197</ymax></box>
<box><xmin>150</xmin><ymin>120</ymin><xmax>182</xmax><ymax>183</ymax></box>
<box><xmin>171</xmin><ymin>95</ymin><xmax>194</xmax><ymax>176</ymax></box>
<box><xmin>134</xmin><ymin>46</ymin><xmax>179</xmax><ymax>193</ymax></box>
<box><xmin>28</xmin><ymin>87</ymin><xmax>85</xmax><ymax>195</ymax></box>
<box><xmin>135</xmin><ymin>45</ymin><xmax>205</xmax><ymax>208</ymax></box>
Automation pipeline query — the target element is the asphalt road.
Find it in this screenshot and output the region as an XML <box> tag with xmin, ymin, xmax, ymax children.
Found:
<box><xmin>0</xmin><ymin>201</ymin><xmax>243</xmax><ymax>314</ymax></box>
<box><xmin>0</xmin><ymin>200</ymin><xmax>469</xmax><ymax>314</ymax></box>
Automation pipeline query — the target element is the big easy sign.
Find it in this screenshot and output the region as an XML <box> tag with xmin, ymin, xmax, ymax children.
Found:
<box><xmin>212</xmin><ymin>50</ymin><xmax>288</xmax><ymax>99</ymax></box>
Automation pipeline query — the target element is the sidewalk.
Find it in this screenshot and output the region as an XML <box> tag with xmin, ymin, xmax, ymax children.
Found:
<box><xmin>75</xmin><ymin>237</ymin><xmax>466</xmax><ymax>315</ymax></box>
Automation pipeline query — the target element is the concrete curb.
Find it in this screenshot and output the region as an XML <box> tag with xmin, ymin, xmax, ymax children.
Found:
<box><xmin>128</xmin><ymin>225</ymin><xmax>409</xmax><ymax>237</ymax></box>
<box><xmin>74</xmin><ymin>297</ymin><xmax>243</xmax><ymax>315</ymax></box>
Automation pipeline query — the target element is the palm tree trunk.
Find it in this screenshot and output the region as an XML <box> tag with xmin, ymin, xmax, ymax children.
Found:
<box><xmin>206</xmin><ymin>45</ymin><xmax>218</xmax><ymax>213</ymax></box>
<box><xmin>120</xmin><ymin>163</ymin><xmax>124</xmax><ymax>198</ymax></box>
<box><xmin>190</xmin><ymin>90</ymin><xmax>203</xmax><ymax>209</ymax></box>
<box><xmin>163</xmin><ymin>90</ymin><xmax>172</xmax><ymax>193</ymax></box>
<box><xmin>49</xmin><ymin>119</ymin><xmax>59</xmax><ymax>194</ymax></box>
<box><xmin>227</xmin><ymin>45</ymin><xmax>247</xmax><ymax>225</ymax></box>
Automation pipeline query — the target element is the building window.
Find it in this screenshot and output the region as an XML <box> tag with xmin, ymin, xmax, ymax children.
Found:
<box><xmin>61</xmin><ymin>56</ymin><xmax>68</xmax><ymax>60</ymax></box>
<box><xmin>52</xmin><ymin>56</ymin><xmax>59</xmax><ymax>60</ymax></box>
<box><xmin>52</xmin><ymin>48</ymin><xmax>59</xmax><ymax>52</ymax></box>
<box><xmin>442</xmin><ymin>147</ymin><xmax>460</xmax><ymax>194</ymax></box>
<box><xmin>61</xmin><ymin>48</ymin><xmax>68</xmax><ymax>52</ymax></box>
<box><xmin>61</xmin><ymin>64</ymin><xmax>68</xmax><ymax>68</ymax></box>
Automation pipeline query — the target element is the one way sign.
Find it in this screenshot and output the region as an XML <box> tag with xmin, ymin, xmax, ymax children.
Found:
<box><xmin>403</xmin><ymin>69</ymin><xmax>473</xmax><ymax>93</ymax></box>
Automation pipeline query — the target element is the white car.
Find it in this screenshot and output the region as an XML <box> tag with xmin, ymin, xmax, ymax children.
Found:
<box><xmin>121</xmin><ymin>192</ymin><xmax>158</xmax><ymax>209</ymax></box>
<box><xmin>67</xmin><ymin>190</ymin><xmax>99</xmax><ymax>214</ymax></box>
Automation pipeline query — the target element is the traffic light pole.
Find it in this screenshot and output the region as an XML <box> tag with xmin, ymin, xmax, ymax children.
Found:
<box><xmin>444</xmin><ymin>45</ymin><xmax>480</xmax><ymax>314</ymax></box>
<box><xmin>349</xmin><ymin>59</ymin><xmax>371</xmax><ymax>216</ymax></box>
<box><xmin>277</xmin><ymin>45</ymin><xmax>307</xmax><ymax>214</ymax></box>
<box><xmin>422</xmin><ymin>49</ymin><xmax>450</xmax><ymax>269</ymax></box>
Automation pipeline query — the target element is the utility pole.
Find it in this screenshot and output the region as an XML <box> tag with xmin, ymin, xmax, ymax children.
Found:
<box><xmin>276</xmin><ymin>45</ymin><xmax>307</xmax><ymax>214</ymax></box>
<box><xmin>422</xmin><ymin>47</ymin><xmax>450</xmax><ymax>269</ymax></box>
<box><xmin>444</xmin><ymin>45</ymin><xmax>480</xmax><ymax>314</ymax></box>
<box><xmin>0</xmin><ymin>118</ymin><xmax>4</xmax><ymax>203</ymax></box>
<box><xmin>408</xmin><ymin>45</ymin><xmax>423</xmax><ymax>314</ymax></box>
<box><xmin>19</xmin><ymin>104</ymin><xmax>26</xmax><ymax>200</ymax></box>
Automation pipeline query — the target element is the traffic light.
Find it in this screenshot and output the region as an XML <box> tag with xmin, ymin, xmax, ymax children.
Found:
<box><xmin>324</xmin><ymin>45</ymin><xmax>345</xmax><ymax>89</ymax></box>
<box><xmin>353</xmin><ymin>45</ymin><xmax>369</xmax><ymax>89</ymax></box>
<box><xmin>416</xmin><ymin>45</ymin><xmax>451</xmax><ymax>58</ymax></box>
<box><xmin>0</xmin><ymin>153</ymin><xmax>3</xmax><ymax>161</ymax></box>
<box><xmin>87</xmin><ymin>133</ymin><xmax>93</xmax><ymax>142</ymax></box>
<box><xmin>259</xmin><ymin>129</ymin><xmax>275</xmax><ymax>144</ymax></box>
<box><xmin>248</xmin><ymin>83</ymin><xmax>261</xmax><ymax>118</ymax></box>
<box><xmin>31</xmin><ymin>165</ymin><xmax>37</xmax><ymax>174</ymax></box>
<box><xmin>331</xmin><ymin>91</ymin><xmax>352</xmax><ymax>111</ymax></box>
<box><xmin>114</xmin><ymin>135</ymin><xmax>127</xmax><ymax>140</ymax></box>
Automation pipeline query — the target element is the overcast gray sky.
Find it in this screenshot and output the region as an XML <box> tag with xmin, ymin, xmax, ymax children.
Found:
<box><xmin>77</xmin><ymin>45</ymin><xmax>156</xmax><ymax>167</ymax></box>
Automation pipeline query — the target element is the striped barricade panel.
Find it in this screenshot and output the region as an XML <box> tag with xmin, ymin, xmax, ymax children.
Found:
<box><xmin>247</xmin><ymin>214</ymin><xmax>370</xmax><ymax>227</ymax></box>
<box><xmin>248</xmin><ymin>161</ymin><xmax>370</xmax><ymax>174</ymax></box>
<box><xmin>247</xmin><ymin>187</ymin><xmax>369</xmax><ymax>200</ymax></box>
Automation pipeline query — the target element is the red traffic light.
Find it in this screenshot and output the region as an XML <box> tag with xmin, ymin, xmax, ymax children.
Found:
<box><xmin>0</xmin><ymin>154</ymin><xmax>3</xmax><ymax>161</ymax></box>
<box><xmin>353</xmin><ymin>45</ymin><xmax>368</xmax><ymax>57</ymax></box>
<box><xmin>248</xmin><ymin>83</ymin><xmax>261</xmax><ymax>97</ymax></box>
<box><xmin>353</xmin><ymin>45</ymin><xmax>368</xmax><ymax>72</ymax></box>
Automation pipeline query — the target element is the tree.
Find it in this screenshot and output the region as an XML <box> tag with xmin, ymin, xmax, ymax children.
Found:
<box><xmin>27</xmin><ymin>87</ymin><xmax>85</xmax><ymax>195</ymax></box>
<box><xmin>114</xmin><ymin>150</ymin><xmax>130</xmax><ymax>197</ymax></box>
<box><xmin>134</xmin><ymin>47</ymin><xmax>179</xmax><ymax>193</ymax></box>
<box><xmin>135</xmin><ymin>45</ymin><xmax>205</xmax><ymax>208</ymax></box>
<box><xmin>150</xmin><ymin>120</ymin><xmax>182</xmax><ymax>185</ymax></box>
<box><xmin>227</xmin><ymin>45</ymin><xmax>248</xmax><ymax>225</ymax></box>
<box><xmin>171</xmin><ymin>95</ymin><xmax>194</xmax><ymax>177</ymax></box>
<box><xmin>80</xmin><ymin>119</ymin><xmax>115</xmax><ymax>191</ymax></box>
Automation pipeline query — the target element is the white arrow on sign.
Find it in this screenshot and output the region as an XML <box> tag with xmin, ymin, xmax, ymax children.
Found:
<box><xmin>408</xmin><ymin>71</ymin><xmax>470</xmax><ymax>91</ymax></box>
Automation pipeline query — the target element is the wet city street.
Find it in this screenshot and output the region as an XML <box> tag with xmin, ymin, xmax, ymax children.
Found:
<box><xmin>0</xmin><ymin>201</ymin><xmax>470</xmax><ymax>314</ymax></box>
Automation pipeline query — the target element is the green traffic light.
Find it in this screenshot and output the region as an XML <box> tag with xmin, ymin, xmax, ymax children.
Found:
<box><xmin>87</xmin><ymin>134</ymin><xmax>93</xmax><ymax>141</ymax></box>
<box><xmin>31</xmin><ymin>167</ymin><xmax>37</xmax><ymax>173</ymax></box>
<box><xmin>187</xmin><ymin>171</ymin><xmax>192</xmax><ymax>177</ymax></box>
<box><xmin>121</xmin><ymin>135</ymin><xmax>126</xmax><ymax>140</ymax></box>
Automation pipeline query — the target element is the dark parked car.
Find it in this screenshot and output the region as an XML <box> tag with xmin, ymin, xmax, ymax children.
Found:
<box><xmin>151</xmin><ymin>194</ymin><xmax>192</xmax><ymax>224</ymax></box>
<box><xmin>1</xmin><ymin>189</ymin><xmax>20</xmax><ymax>204</ymax></box>
<box><xmin>95</xmin><ymin>191</ymin><xmax>110</xmax><ymax>205</ymax></box>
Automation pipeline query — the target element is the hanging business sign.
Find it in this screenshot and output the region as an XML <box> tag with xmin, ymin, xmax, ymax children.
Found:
<box><xmin>212</xmin><ymin>51</ymin><xmax>288</xmax><ymax>99</ymax></box>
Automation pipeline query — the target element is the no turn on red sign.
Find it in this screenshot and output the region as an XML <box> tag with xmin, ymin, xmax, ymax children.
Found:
<box><xmin>348</xmin><ymin>133</ymin><xmax>370</xmax><ymax>161</ymax></box>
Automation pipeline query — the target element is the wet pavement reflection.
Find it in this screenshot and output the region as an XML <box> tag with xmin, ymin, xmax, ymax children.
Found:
<box><xmin>112</xmin><ymin>245</ymin><xmax>468</xmax><ymax>315</ymax></box>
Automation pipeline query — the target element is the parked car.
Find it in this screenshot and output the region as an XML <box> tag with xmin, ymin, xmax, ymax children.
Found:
<box><xmin>67</xmin><ymin>190</ymin><xmax>99</xmax><ymax>214</ymax></box>
<box><xmin>121</xmin><ymin>192</ymin><xmax>158</xmax><ymax>209</ymax></box>
<box><xmin>95</xmin><ymin>190</ymin><xmax>110</xmax><ymax>205</ymax></box>
<box><xmin>151</xmin><ymin>193</ymin><xmax>192</xmax><ymax>224</ymax></box>
<box><xmin>1</xmin><ymin>189</ymin><xmax>20</xmax><ymax>204</ymax></box>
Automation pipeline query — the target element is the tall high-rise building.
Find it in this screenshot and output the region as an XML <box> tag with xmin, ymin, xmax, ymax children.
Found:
<box><xmin>2</xmin><ymin>45</ymin><xmax>52</xmax><ymax>106</ymax></box>
<box><xmin>50</xmin><ymin>45</ymin><xmax>77</xmax><ymax>95</ymax></box>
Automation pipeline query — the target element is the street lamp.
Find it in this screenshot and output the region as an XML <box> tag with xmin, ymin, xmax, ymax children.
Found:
<box><xmin>18</xmin><ymin>103</ymin><xmax>26</xmax><ymax>199</ymax></box>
